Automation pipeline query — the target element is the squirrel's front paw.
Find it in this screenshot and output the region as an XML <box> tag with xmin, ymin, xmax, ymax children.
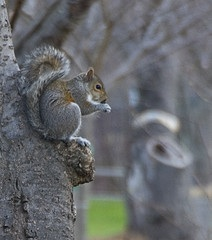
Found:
<box><xmin>102</xmin><ymin>103</ymin><xmax>111</xmax><ymax>113</ymax></box>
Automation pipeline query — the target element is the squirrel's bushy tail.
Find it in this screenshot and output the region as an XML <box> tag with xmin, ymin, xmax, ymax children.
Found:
<box><xmin>20</xmin><ymin>45</ymin><xmax>70</xmax><ymax>94</ymax></box>
<box><xmin>19</xmin><ymin>45</ymin><xmax>71</xmax><ymax>137</ymax></box>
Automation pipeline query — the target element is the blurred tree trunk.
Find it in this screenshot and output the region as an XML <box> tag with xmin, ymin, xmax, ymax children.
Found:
<box><xmin>128</xmin><ymin>134</ymin><xmax>195</xmax><ymax>240</ymax></box>
<box><xmin>121</xmin><ymin>0</ymin><xmax>212</xmax><ymax>238</ymax></box>
<box><xmin>126</xmin><ymin>59</ymin><xmax>211</xmax><ymax>239</ymax></box>
<box><xmin>0</xmin><ymin>1</ymin><xmax>94</xmax><ymax>239</ymax></box>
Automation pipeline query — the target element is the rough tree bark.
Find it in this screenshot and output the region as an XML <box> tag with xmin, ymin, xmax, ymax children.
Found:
<box><xmin>0</xmin><ymin>1</ymin><xmax>94</xmax><ymax>239</ymax></box>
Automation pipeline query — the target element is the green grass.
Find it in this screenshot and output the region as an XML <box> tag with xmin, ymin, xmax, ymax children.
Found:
<box><xmin>87</xmin><ymin>198</ymin><xmax>127</xmax><ymax>238</ymax></box>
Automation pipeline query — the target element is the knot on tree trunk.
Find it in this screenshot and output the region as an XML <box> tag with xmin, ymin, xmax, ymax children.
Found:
<box><xmin>57</xmin><ymin>141</ymin><xmax>95</xmax><ymax>187</ymax></box>
<box><xmin>147</xmin><ymin>135</ymin><xmax>192</xmax><ymax>168</ymax></box>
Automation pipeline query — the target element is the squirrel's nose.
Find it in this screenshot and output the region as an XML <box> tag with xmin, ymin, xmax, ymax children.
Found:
<box><xmin>101</xmin><ymin>98</ymin><xmax>107</xmax><ymax>104</ymax></box>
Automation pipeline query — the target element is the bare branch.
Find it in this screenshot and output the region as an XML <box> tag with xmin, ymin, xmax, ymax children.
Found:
<box><xmin>10</xmin><ymin>0</ymin><xmax>25</xmax><ymax>29</ymax></box>
<box><xmin>15</xmin><ymin>0</ymin><xmax>97</xmax><ymax>61</ymax></box>
<box><xmin>106</xmin><ymin>0</ymin><xmax>212</xmax><ymax>87</ymax></box>
<box><xmin>133</xmin><ymin>109</ymin><xmax>181</xmax><ymax>133</ymax></box>
<box><xmin>93</xmin><ymin>1</ymin><xmax>113</xmax><ymax>71</ymax></box>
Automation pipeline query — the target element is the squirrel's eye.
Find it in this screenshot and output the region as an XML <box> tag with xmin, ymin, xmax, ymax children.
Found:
<box><xmin>95</xmin><ymin>84</ymin><xmax>102</xmax><ymax>90</ymax></box>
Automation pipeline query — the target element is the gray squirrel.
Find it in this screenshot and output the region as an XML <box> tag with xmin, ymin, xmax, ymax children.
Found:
<box><xmin>19</xmin><ymin>45</ymin><xmax>111</xmax><ymax>146</ymax></box>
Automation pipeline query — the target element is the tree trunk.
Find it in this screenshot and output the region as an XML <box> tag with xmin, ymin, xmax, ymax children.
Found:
<box><xmin>126</xmin><ymin>60</ymin><xmax>210</xmax><ymax>239</ymax></box>
<box><xmin>127</xmin><ymin>135</ymin><xmax>196</xmax><ymax>240</ymax></box>
<box><xmin>0</xmin><ymin>2</ymin><xmax>94</xmax><ymax>239</ymax></box>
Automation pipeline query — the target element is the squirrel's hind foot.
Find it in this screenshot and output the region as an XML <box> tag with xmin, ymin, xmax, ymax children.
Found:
<box><xmin>69</xmin><ymin>136</ymin><xmax>91</xmax><ymax>147</ymax></box>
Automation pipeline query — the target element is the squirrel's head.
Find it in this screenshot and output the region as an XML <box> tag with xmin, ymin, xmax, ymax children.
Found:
<box><xmin>86</xmin><ymin>67</ymin><xmax>108</xmax><ymax>104</ymax></box>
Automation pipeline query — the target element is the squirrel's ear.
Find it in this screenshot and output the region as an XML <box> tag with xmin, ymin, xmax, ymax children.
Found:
<box><xmin>86</xmin><ymin>67</ymin><xmax>94</xmax><ymax>81</ymax></box>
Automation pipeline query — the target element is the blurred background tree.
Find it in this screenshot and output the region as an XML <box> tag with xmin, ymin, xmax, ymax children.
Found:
<box><xmin>6</xmin><ymin>0</ymin><xmax>212</xmax><ymax>239</ymax></box>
